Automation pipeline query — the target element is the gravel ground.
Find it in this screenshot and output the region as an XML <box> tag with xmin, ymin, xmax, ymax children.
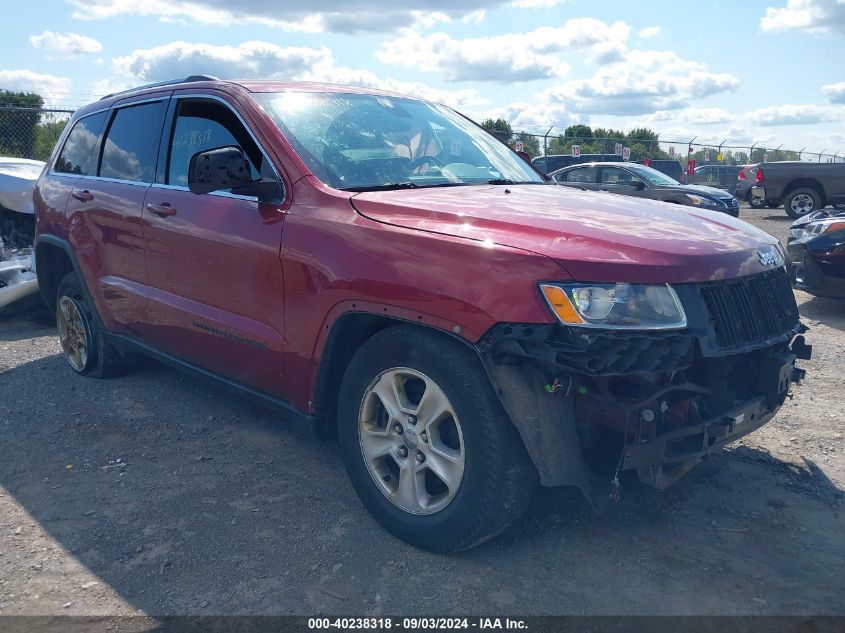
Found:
<box><xmin>1</xmin><ymin>204</ymin><xmax>843</xmax><ymax>617</ymax></box>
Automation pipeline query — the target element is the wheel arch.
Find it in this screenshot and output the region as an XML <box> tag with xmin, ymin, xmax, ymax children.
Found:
<box><xmin>312</xmin><ymin>309</ymin><xmax>480</xmax><ymax>440</ymax></box>
<box><xmin>35</xmin><ymin>235</ymin><xmax>83</xmax><ymax>308</ymax></box>
<box><xmin>783</xmin><ymin>178</ymin><xmax>826</xmax><ymax>202</ymax></box>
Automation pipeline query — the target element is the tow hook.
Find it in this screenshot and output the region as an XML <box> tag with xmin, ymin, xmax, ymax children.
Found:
<box><xmin>792</xmin><ymin>366</ymin><xmax>807</xmax><ymax>383</ymax></box>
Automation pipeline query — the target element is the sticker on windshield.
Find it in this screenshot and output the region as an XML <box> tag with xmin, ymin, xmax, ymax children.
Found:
<box><xmin>450</xmin><ymin>141</ymin><xmax>462</xmax><ymax>157</ymax></box>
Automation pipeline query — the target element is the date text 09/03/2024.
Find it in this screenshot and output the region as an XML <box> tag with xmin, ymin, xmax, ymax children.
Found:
<box><xmin>308</xmin><ymin>618</ymin><xmax>528</xmax><ymax>630</ymax></box>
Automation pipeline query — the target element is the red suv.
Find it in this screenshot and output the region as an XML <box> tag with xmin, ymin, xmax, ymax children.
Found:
<box><xmin>34</xmin><ymin>76</ymin><xmax>810</xmax><ymax>551</ymax></box>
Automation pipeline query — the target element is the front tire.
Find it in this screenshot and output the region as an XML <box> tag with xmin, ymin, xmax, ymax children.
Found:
<box><xmin>56</xmin><ymin>272</ymin><xmax>130</xmax><ymax>378</ymax></box>
<box><xmin>337</xmin><ymin>326</ymin><xmax>537</xmax><ymax>552</ymax></box>
<box><xmin>785</xmin><ymin>188</ymin><xmax>822</xmax><ymax>219</ymax></box>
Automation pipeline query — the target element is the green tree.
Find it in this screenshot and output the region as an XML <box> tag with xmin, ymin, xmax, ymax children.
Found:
<box><xmin>481</xmin><ymin>118</ymin><xmax>513</xmax><ymax>144</ymax></box>
<box><xmin>0</xmin><ymin>90</ymin><xmax>45</xmax><ymax>159</ymax></box>
<box><xmin>33</xmin><ymin>118</ymin><xmax>68</xmax><ymax>160</ymax></box>
<box><xmin>564</xmin><ymin>124</ymin><xmax>593</xmax><ymax>140</ymax></box>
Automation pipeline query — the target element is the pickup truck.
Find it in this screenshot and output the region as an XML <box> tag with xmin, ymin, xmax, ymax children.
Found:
<box><xmin>34</xmin><ymin>76</ymin><xmax>810</xmax><ymax>551</ymax></box>
<box><xmin>749</xmin><ymin>161</ymin><xmax>845</xmax><ymax>218</ymax></box>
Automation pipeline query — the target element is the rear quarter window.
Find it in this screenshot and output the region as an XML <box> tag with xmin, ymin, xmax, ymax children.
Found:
<box><xmin>54</xmin><ymin>111</ymin><xmax>108</xmax><ymax>176</ymax></box>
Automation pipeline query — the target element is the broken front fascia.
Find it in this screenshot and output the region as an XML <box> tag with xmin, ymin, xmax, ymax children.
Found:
<box><xmin>476</xmin><ymin>317</ymin><xmax>810</xmax><ymax>507</ymax></box>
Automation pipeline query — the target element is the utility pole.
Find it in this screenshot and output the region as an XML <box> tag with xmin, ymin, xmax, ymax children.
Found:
<box><xmin>819</xmin><ymin>149</ymin><xmax>826</xmax><ymax>163</ymax></box>
<box><xmin>750</xmin><ymin>142</ymin><xmax>758</xmax><ymax>163</ymax></box>
<box><xmin>798</xmin><ymin>146</ymin><xmax>807</xmax><ymax>160</ymax></box>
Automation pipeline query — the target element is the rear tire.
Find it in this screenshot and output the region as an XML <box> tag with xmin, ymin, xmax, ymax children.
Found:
<box><xmin>56</xmin><ymin>272</ymin><xmax>131</xmax><ymax>378</ymax></box>
<box><xmin>337</xmin><ymin>325</ymin><xmax>538</xmax><ymax>552</ymax></box>
<box><xmin>747</xmin><ymin>193</ymin><xmax>767</xmax><ymax>209</ymax></box>
<box><xmin>785</xmin><ymin>188</ymin><xmax>822</xmax><ymax>219</ymax></box>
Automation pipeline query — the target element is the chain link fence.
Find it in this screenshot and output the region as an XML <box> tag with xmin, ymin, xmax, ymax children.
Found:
<box><xmin>487</xmin><ymin>130</ymin><xmax>844</xmax><ymax>167</ymax></box>
<box><xmin>0</xmin><ymin>107</ymin><xmax>73</xmax><ymax>161</ymax></box>
<box><xmin>0</xmin><ymin>105</ymin><xmax>842</xmax><ymax>169</ymax></box>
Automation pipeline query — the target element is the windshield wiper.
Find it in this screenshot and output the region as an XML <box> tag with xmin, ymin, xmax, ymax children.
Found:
<box><xmin>342</xmin><ymin>182</ymin><xmax>474</xmax><ymax>192</ymax></box>
<box><xmin>487</xmin><ymin>179</ymin><xmax>547</xmax><ymax>185</ymax></box>
<box><xmin>341</xmin><ymin>182</ymin><xmax>420</xmax><ymax>192</ymax></box>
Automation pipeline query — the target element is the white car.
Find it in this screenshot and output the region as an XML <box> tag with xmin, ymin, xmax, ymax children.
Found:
<box><xmin>0</xmin><ymin>157</ymin><xmax>43</xmax><ymax>311</ymax></box>
<box><xmin>0</xmin><ymin>157</ymin><xmax>45</xmax><ymax>215</ymax></box>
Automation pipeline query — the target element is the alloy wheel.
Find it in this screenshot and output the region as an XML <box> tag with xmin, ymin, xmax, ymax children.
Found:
<box><xmin>357</xmin><ymin>367</ymin><xmax>465</xmax><ymax>515</ymax></box>
<box><xmin>57</xmin><ymin>296</ymin><xmax>89</xmax><ymax>371</ymax></box>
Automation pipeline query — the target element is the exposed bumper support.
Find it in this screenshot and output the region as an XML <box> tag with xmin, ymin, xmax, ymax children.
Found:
<box><xmin>623</xmin><ymin>397</ymin><xmax>772</xmax><ymax>473</ymax></box>
<box><xmin>479</xmin><ymin>321</ymin><xmax>809</xmax><ymax>504</ymax></box>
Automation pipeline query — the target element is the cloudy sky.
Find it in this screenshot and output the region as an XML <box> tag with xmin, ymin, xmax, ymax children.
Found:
<box><xmin>2</xmin><ymin>0</ymin><xmax>844</xmax><ymax>154</ymax></box>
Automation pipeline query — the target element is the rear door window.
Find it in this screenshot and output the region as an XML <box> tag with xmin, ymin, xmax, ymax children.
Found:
<box><xmin>100</xmin><ymin>101</ymin><xmax>167</xmax><ymax>183</ymax></box>
<box><xmin>54</xmin><ymin>111</ymin><xmax>108</xmax><ymax>175</ymax></box>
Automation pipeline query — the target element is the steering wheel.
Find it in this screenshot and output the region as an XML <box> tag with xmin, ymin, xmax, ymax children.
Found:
<box><xmin>408</xmin><ymin>155</ymin><xmax>445</xmax><ymax>171</ymax></box>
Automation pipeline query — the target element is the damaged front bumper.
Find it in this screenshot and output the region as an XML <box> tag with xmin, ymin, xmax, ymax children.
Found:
<box><xmin>0</xmin><ymin>249</ymin><xmax>39</xmax><ymax>314</ymax></box>
<box><xmin>477</xmin><ymin>269</ymin><xmax>810</xmax><ymax>506</ymax></box>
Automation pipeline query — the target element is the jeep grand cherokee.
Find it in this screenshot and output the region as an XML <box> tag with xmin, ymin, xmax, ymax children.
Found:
<box><xmin>34</xmin><ymin>76</ymin><xmax>810</xmax><ymax>551</ymax></box>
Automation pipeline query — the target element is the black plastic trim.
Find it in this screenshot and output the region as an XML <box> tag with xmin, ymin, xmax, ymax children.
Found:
<box><xmin>110</xmin><ymin>332</ymin><xmax>312</xmax><ymax>425</ymax></box>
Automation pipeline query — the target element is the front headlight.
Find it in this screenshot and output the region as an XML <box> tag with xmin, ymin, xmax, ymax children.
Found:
<box><xmin>686</xmin><ymin>194</ymin><xmax>722</xmax><ymax>207</ymax></box>
<box><xmin>540</xmin><ymin>282</ymin><xmax>687</xmax><ymax>330</ymax></box>
<box><xmin>805</xmin><ymin>219</ymin><xmax>845</xmax><ymax>237</ymax></box>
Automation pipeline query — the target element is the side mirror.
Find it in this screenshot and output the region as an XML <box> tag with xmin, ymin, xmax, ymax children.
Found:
<box><xmin>627</xmin><ymin>180</ymin><xmax>646</xmax><ymax>190</ymax></box>
<box><xmin>188</xmin><ymin>145</ymin><xmax>283</xmax><ymax>203</ymax></box>
<box><xmin>188</xmin><ymin>146</ymin><xmax>253</xmax><ymax>194</ymax></box>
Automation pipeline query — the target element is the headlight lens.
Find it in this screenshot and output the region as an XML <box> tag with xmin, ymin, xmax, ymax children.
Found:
<box><xmin>686</xmin><ymin>194</ymin><xmax>721</xmax><ymax>207</ymax></box>
<box><xmin>805</xmin><ymin>219</ymin><xmax>845</xmax><ymax>236</ymax></box>
<box><xmin>540</xmin><ymin>282</ymin><xmax>687</xmax><ymax>330</ymax></box>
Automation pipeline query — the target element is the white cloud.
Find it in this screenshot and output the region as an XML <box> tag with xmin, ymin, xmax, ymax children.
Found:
<box><xmin>822</xmin><ymin>81</ymin><xmax>845</xmax><ymax>104</ymax></box>
<box><xmin>114</xmin><ymin>41</ymin><xmax>333</xmax><ymax>82</ymax></box>
<box><xmin>747</xmin><ymin>103</ymin><xmax>844</xmax><ymax>125</ymax></box>
<box><xmin>679</xmin><ymin>107</ymin><xmax>734</xmax><ymax>125</ymax></box>
<box><xmin>29</xmin><ymin>30</ymin><xmax>103</xmax><ymax>56</ymax></box>
<box><xmin>376</xmin><ymin>18</ymin><xmax>631</xmax><ymax>83</ymax></box>
<box><xmin>65</xmin><ymin>0</ymin><xmax>495</xmax><ymax>33</ymax></box>
<box><xmin>479</xmin><ymin>102</ymin><xmax>581</xmax><ymax>132</ymax></box>
<box><xmin>760</xmin><ymin>0</ymin><xmax>845</xmax><ymax>35</ymax></box>
<box><xmin>540</xmin><ymin>50</ymin><xmax>739</xmax><ymax>115</ymax></box>
<box><xmin>638</xmin><ymin>26</ymin><xmax>661</xmax><ymax>39</ymax></box>
<box><xmin>108</xmin><ymin>40</ymin><xmax>487</xmax><ymax>110</ymax></box>
<box><xmin>508</xmin><ymin>0</ymin><xmax>568</xmax><ymax>7</ymax></box>
<box><xmin>0</xmin><ymin>69</ymin><xmax>72</xmax><ymax>105</ymax></box>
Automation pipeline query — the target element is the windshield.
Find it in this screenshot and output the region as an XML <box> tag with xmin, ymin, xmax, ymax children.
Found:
<box><xmin>255</xmin><ymin>92</ymin><xmax>545</xmax><ymax>191</ymax></box>
<box><xmin>627</xmin><ymin>164</ymin><xmax>680</xmax><ymax>186</ymax></box>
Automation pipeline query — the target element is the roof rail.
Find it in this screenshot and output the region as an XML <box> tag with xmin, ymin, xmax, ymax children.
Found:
<box><xmin>100</xmin><ymin>75</ymin><xmax>220</xmax><ymax>100</ymax></box>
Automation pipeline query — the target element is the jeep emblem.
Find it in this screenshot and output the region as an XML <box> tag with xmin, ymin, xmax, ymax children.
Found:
<box><xmin>757</xmin><ymin>250</ymin><xmax>780</xmax><ymax>267</ymax></box>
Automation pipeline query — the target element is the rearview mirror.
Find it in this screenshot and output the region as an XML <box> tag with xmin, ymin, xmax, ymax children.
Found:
<box><xmin>188</xmin><ymin>146</ymin><xmax>253</xmax><ymax>195</ymax></box>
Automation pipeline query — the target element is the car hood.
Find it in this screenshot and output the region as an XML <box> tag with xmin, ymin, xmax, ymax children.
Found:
<box><xmin>669</xmin><ymin>184</ymin><xmax>734</xmax><ymax>198</ymax></box>
<box><xmin>351</xmin><ymin>184</ymin><xmax>782</xmax><ymax>284</ymax></box>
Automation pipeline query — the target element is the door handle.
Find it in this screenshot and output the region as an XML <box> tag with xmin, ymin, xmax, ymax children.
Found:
<box><xmin>71</xmin><ymin>190</ymin><xmax>94</xmax><ymax>202</ymax></box>
<box><xmin>146</xmin><ymin>202</ymin><xmax>177</xmax><ymax>218</ymax></box>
